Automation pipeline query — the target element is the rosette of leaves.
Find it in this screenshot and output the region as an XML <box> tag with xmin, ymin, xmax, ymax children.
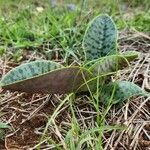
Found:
<box><xmin>0</xmin><ymin>14</ymin><xmax>149</xmax><ymax>104</ymax></box>
<box><xmin>82</xmin><ymin>14</ymin><xmax>149</xmax><ymax>103</ymax></box>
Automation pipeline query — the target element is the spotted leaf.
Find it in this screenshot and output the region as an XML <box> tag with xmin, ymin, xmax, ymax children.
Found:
<box><xmin>88</xmin><ymin>50</ymin><xmax>139</xmax><ymax>76</ymax></box>
<box><xmin>0</xmin><ymin>61</ymin><xmax>93</xmax><ymax>94</ymax></box>
<box><xmin>101</xmin><ymin>81</ymin><xmax>149</xmax><ymax>105</ymax></box>
<box><xmin>0</xmin><ymin>60</ymin><xmax>63</xmax><ymax>86</ymax></box>
<box><xmin>83</xmin><ymin>14</ymin><xmax>117</xmax><ymax>61</ymax></box>
<box><xmin>89</xmin><ymin>55</ymin><xmax>128</xmax><ymax>76</ymax></box>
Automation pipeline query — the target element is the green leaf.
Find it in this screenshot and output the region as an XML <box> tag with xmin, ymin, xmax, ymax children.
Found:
<box><xmin>101</xmin><ymin>81</ymin><xmax>149</xmax><ymax>104</ymax></box>
<box><xmin>89</xmin><ymin>55</ymin><xmax>129</xmax><ymax>76</ymax></box>
<box><xmin>0</xmin><ymin>60</ymin><xmax>63</xmax><ymax>86</ymax></box>
<box><xmin>0</xmin><ymin>61</ymin><xmax>93</xmax><ymax>94</ymax></box>
<box><xmin>83</xmin><ymin>14</ymin><xmax>117</xmax><ymax>61</ymax></box>
<box><xmin>88</xmin><ymin>50</ymin><xmax>139</xmax><ymax>76</ymax></box>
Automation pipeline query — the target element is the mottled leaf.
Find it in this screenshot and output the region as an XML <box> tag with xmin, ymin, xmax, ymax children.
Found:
<box><xmin>0</xmin><ymin>61</ymin><xmax>93</xmax><ymax>94</ymax></box>
<box><xmin>101</xmin><ymin>81</ymin><xmax>149</xmax><ymax>104</ymax></box>
<box><xmin>88</xmin><ymin>50</ymin><xmax>139</xmax><ymax>76</ymax></box>
<box><xmin>89</xmin><ymin>55</ymin><xmax>129</xmax><ymax>75</ymax></box>
<box><xmin>0</xmin><ymin>60</ymin><xmax>63</xmax><ymax>86</ymax></box>
<box><xmin>83</xmin><ymin>14</ymin><xmax>117</xmax><ymax>61</ymax></box>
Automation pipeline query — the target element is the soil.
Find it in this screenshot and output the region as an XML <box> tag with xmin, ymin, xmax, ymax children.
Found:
<box><xmin>0</xmin><ymin>92</ymin><xmax>69</xmax><ymax>149</ymax></box>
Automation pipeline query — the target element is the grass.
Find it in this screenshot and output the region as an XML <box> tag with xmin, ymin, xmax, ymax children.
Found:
<box><xmin>0</xmin><ymin>0</ymin><xmax>149</xmax><ymax>60</ymax></box>
<box><xmin>0</xmin><ymin>0</ymin><xmax>150</xmax><ymax>149</ymax></box>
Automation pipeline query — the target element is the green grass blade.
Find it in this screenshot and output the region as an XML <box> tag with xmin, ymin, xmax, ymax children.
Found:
<box><xmin>0</xmin><ymin>122</ymin><xmax>9</xmax><ymax>129</ymax></box>
<box><xmin>122</xmin><ymin>50</ymin><xmax>139</xmax><ymax>61</ymax></box>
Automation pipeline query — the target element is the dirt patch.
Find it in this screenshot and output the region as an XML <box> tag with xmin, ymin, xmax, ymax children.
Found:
<box><xmin>0</xmin><ymin>92</ymin><xmax>69</xmax><ymax>149</ymax></box>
